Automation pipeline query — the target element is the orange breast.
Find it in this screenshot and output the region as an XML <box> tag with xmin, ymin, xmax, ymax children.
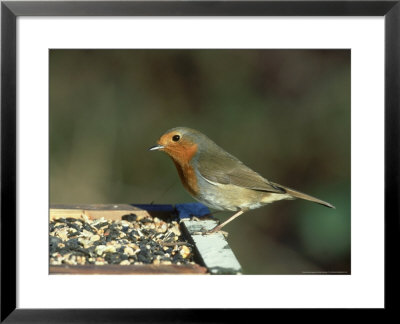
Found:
<box><xmin>172</xmin><ymin>160</ymin><xmax>199</xmax><ymax>196</ymax></box>
<box><xmin>164</xmin><ymin>143</ymin><xmax>199</xmax><ymax>196</ymax></box>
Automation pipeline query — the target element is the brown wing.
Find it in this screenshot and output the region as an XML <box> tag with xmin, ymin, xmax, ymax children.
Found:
<box><xmin>196</xmin><ymin>149</ymin><xmax>285</xmax><ymax>194</ymax></box>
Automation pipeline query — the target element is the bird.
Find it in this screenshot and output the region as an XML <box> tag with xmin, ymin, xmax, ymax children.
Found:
<box><xmin>149</xmin><ymin>127</ymin><xmax>334</xmax><ymax>234</ymax></box>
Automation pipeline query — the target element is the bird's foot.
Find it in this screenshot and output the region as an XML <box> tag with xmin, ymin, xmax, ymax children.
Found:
<box><xmin>201</xmin><ymin>227</ymin><xmax>229</xmax><ymax>238</ymax></box>
<box><xmin>192</xmin><ymin>228</ymin><xmax>229</xmax><ymax>237</ymax></box>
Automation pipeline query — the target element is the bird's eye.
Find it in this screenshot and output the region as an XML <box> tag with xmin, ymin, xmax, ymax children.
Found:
<box><xmin>172</xmin><ymin>135</ymin><xmax>181</xmax><ymax>142</ymax></box>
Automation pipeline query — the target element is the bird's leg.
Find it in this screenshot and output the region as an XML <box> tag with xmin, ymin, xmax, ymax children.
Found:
<box><xmin>206</xmin><ymin>210</ymin><xmax>244</xmax><ymax>234</ymax></box>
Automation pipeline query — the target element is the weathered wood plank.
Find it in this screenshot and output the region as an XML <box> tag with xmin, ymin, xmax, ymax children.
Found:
<box><xmin>50</xmin><ymin>204</ymin><xmax>175</xmax><ymax>221</ymax></box>
<box><xmin>50</xmin><ymin>264</ymin><xmax>208</xmax><ymax>275</ymax></box>
<box><xmin>50</xmin><ymin>204</ymin><xmax>174</xmax><ymax>211</ymax></box>
<box><xmin>180</xmin><ymin>219</ymin><xmax>242</xmax><ymax>275</ymax></box>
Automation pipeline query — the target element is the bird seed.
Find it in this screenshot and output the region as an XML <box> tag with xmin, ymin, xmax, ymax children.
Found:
<box><xmin>49</xmin><ymin>214</ymin><xmax>195</xmax><ymax>266</ymax></box>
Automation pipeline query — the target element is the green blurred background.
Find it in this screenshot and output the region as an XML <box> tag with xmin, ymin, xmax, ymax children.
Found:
<box><xmin>50</xmin><ymin>49</ymin><xmax>350</xmax><ymax>274</ymax></box>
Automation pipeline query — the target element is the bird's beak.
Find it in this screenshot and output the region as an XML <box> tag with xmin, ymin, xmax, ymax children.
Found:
<box><xmin>149</xmin><ymin>145</ymin><xmax>164</xmax><ymax>151</ymax></box>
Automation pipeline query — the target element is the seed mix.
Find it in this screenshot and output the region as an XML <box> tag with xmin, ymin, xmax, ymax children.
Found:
<box><xmin>49</xmin><ymin>213</ymin><xmax>194</xmax><ymax>266</ymax></box>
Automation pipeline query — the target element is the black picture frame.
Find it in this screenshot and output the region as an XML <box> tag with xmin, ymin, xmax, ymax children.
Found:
<box><xmin>1</xmin><ymin>0</ymin><xmax>398</xmax><ymax>321</ymax></box>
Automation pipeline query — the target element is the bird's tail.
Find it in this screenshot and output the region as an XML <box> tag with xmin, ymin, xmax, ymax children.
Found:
<box><xmin>272</xmin><ymin>182</ymin><xmax>335</xmax><ymax>209</ymax></box>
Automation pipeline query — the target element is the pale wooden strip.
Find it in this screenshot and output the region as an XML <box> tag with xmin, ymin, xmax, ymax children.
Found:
<box><xmin>50</xmin><ymin>264</ymin><xmax>208</xmax><ymax>275</ymax></box>
<box><xmin>50</xmin><ymin>209</ymin><xmax>85</xmax><ymax>220</ymax></box>
<box><xmin>50</xmin><ymin>208</ymin><xmax>136</xmax><ymax>221</ymax></box>
<box><xmin>180</xmin><ymin>219</ymin><xmax>242</xmax><ymax>275</ymax></box>
<box><xmin>49</xmin><ymin>204</ymin><xmax>175</xmax><ymax>221</ymax></box>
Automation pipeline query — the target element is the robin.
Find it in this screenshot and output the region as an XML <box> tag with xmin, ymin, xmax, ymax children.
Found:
<box><xmin>150</xmin><ymin>127</ymin><xmax>334</xmax><ymax>234</ymax></box>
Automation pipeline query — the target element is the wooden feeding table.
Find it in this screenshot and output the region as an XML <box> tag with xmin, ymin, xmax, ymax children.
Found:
<box><xmin>49</xmin><ymin>204</ymin><xmax>242</xmax><ymax>275</ymax></box>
